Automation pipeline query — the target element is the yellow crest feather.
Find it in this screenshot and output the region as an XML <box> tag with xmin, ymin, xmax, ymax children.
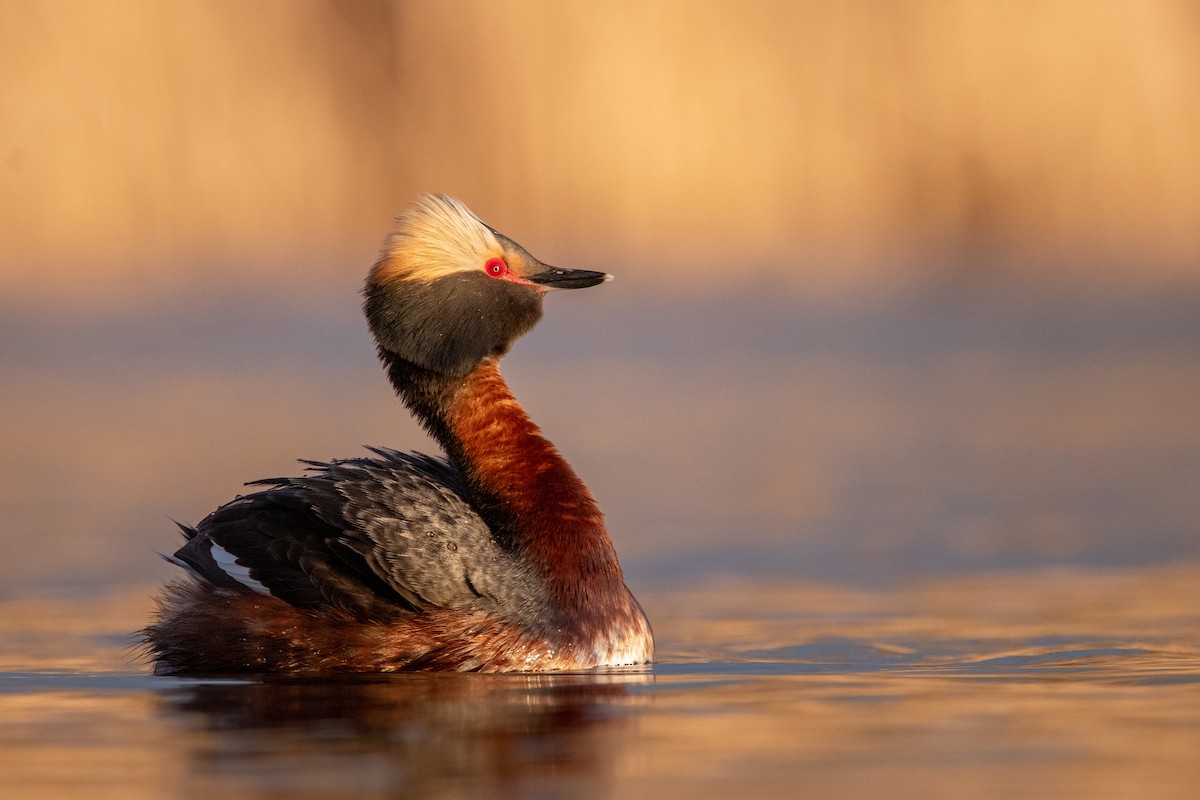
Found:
<box><xmin>370</xmin><ymin>194</ymin><xmax>502</xmax><ymax>285</ymax></box>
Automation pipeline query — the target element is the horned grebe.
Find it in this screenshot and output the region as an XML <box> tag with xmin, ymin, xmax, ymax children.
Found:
<box><xmin>144</xmin><ymin>194</ymin><xmax>653</xmax><ymax>674</ymax></box>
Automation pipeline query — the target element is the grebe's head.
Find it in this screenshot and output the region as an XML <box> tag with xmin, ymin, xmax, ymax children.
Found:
<box><xmin>364</xmin><ymin>194</ymin><xmax>610</xmax><ymax>376</ymax></box>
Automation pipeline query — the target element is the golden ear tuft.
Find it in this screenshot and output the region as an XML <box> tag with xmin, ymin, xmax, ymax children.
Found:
<box><xmin>370</xmin><ymin>194</ymin><xmax>502</xmax><ymax>286</ymax></box>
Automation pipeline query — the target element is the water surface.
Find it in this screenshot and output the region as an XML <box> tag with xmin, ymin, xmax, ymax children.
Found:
<box><xmin>2</xmin><ymin>566</ymin><xmax>1198</xmax><ymax>799</ymax></box>
<box><xmin>2</xmin><ymin>292</ymin><xmax>1198</xmax><ymax>797</ymax></box>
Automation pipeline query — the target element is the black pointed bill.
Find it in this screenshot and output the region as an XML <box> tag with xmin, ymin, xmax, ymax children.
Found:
<box><xmin>527</xmin><ymin>266</ymin><xmax>612</xmax><ymax>290</ymax></box>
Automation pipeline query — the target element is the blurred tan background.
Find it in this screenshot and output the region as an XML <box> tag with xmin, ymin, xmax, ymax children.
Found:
<box><xmin>3</xmin><ymin>0</ymin><xmax>1198</xmax><ymax>313</ymax></box>
<box><xmin>2</xmin><ymin>0</ymin><xmax>1199</xmax><ymax>597</ymax></box>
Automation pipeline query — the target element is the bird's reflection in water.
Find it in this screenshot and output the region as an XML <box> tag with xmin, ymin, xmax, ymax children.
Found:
<box><xmin>160</xmin><ymin>669</ymin><xmax>652</xmax><ymax>796</ymax></box>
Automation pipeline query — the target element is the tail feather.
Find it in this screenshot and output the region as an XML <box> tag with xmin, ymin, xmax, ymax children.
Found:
<box><xmin>171</xmin><ymin>519</ymin><xmax>199</xmax><ymax>541</ymax></box>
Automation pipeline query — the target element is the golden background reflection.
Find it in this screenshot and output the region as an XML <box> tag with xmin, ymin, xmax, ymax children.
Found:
<box><xmin>2</xmin><ymin>0</ymin><xmax>1198</xmax><ymax>595</ymax></box>
<box><xmin>2</xmin><ymin>0</ymin><xmax>1199</xmax><ymax>311</ymax></box>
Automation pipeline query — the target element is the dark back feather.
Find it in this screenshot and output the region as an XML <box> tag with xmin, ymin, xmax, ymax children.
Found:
<box><xmin>171</xmin><ymin>449</ymin><xmax>548</xmax><ymax>625</ymax></box>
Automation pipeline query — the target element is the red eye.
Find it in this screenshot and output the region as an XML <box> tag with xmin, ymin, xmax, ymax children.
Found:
<box><xmin>484</xmin><ymin>257</ymin><xmax>508</xmax><ymax>278</ymax></box>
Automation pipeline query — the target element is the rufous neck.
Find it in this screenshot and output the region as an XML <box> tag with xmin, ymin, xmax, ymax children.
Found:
<box><xmin>441</xmin><ymin>360</ymin><xmax>615</xmax><ymax>559</ymax></box>
<box><xmin>403</xmin><ymin>358</ymin><xmax>628</xmax><ymax>624</ymax></box>
<box><xmin>381</xmin><ymin>352</ymin><xmax>646</xmax><ymax>651</ymax></box>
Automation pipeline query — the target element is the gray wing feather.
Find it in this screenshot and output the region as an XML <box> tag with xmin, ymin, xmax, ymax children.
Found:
<box><xmin>225</xmin><ymin>448</ymin><xmax>545</xmax><ymax>619</ymax></box>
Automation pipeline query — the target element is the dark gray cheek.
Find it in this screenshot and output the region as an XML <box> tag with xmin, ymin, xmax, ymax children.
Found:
<box><xmin>494</xmin><ymin>286</ymin><xmax>545</xmax><ymax>340</ymax></box>
<box><xmin>437</xmin><ymin>316</ymin><xmax>499</xmax><ymax>375</ymax></box>
<box><xmin>367</xmin><ymin>274</ymin><xmax>544</xmax><ymax>375</ymax></box>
